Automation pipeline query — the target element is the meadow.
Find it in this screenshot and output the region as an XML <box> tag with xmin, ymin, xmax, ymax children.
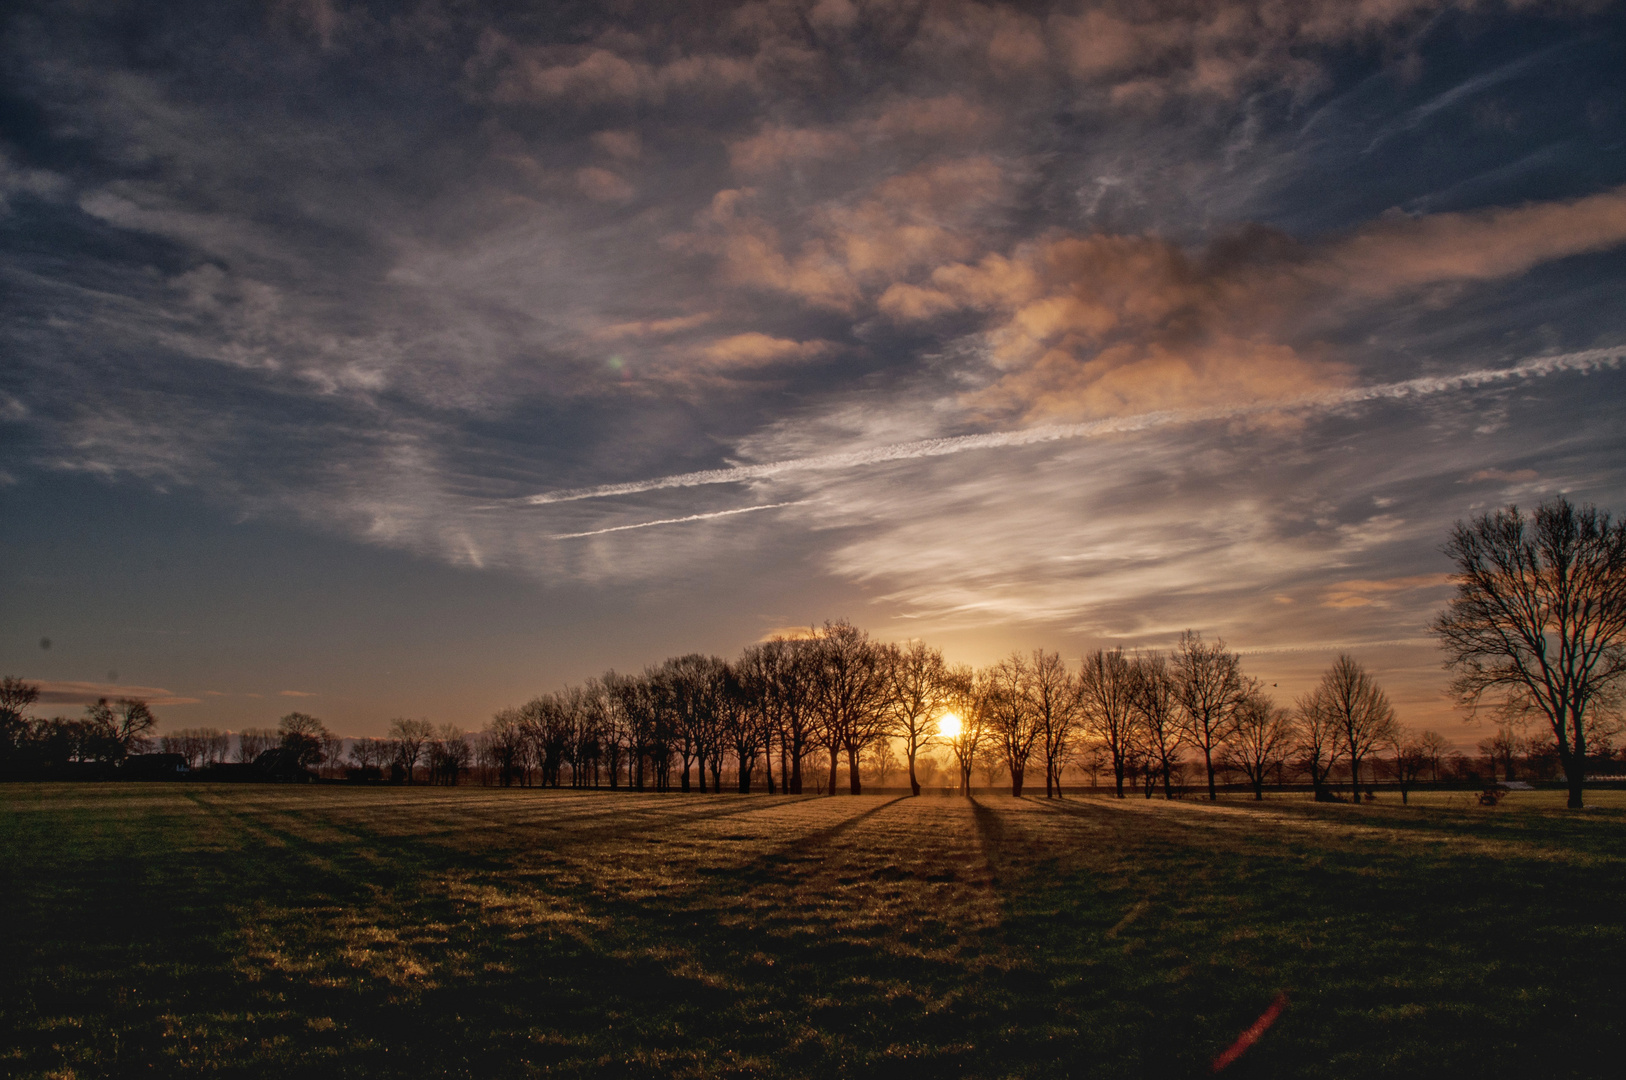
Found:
<box><xmin>2</xmin><ymin>785</ymin><xmax>1623</xmax><ymax>1079</ymax></box>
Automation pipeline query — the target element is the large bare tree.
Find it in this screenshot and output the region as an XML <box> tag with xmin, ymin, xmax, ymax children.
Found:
<box><xmin>1130</xmin><ymin>652</ymin><xmax>1184</xmax><ymax>800</ymax></box>
<box><xmin>987</xmin><ymin>653</ymin><xmax>1043</xmax><ymax>796</ymax></box>
<box><xmin>1079</xmin><ymin>649</ymin><xmax>1137</xmax><ymax>798</ymax></box>
<box><xmin>1223</xmin><ymin>683</ymin><xmax>1291</xmax><ymax>800</ymax></box>
<box><xmin>1172</xmin><ymin>632</ymin><xmax>1245</xmax><ymax>801</ymax></box>
<box><xmin>1300</xmin><ymin>655</ymin><xmax>1397</xmax><ymax>802</ymax></box>
<box><xmin>1433</xmin><ymin>496</ymin><xmax>1626</xmax><ymax>808</ymax></box>
<box><xmin>810</xmin><ymin>620</ymin><xmax>892</xmax><ymax>795</ymax></box>
<box><xmin>1028</xmin><ymin>650</ymin><xmax>1078</xmax><ymax>798</ymax></box>
<box><xmin>883</xmin><ymin>640</ymin><xmax>950</xmax><ymax>796</ymax></box>
<box><xmin>943</xmin><ymin>664</ymin><xmax>985</xmax><ymax>795</ymax></box>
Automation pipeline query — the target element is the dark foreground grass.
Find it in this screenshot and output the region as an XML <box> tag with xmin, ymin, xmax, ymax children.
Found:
<box><xmin>2</xmin><ymin>786</ymin><xmax>1623</xmax><ymax>1079</ymax></box>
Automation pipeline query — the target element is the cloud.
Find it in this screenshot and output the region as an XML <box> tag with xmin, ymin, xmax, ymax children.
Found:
<box><xmin>1321</xmin><ymin>574</ymin><xmax>1455</xmax><ymax>609</ymax></box>
<box><xmin>727</xmin><ymin>94</ymin><xmax>994</xmax><ymax>174</ymax></box>
<box><xmin>1462</xmin><ymin>467</ymin><xmax>1540</xmax><ymax>483</ymax></box>
<box><xmin>695</xmin><ymin>332</ymin><xmax>837</xmax><ymax>369</ymax></box>
<box><xmin>28</xmin><ymin>682</ymin><xmax>202</xmax><ymax>707</ymax></box>
<box><xmin>550</xmin><ymin>501</ymin><xmax>806</xmax><ymax>540</ymax></box>
<box><xmin>476</xmin><ymin>36</ymin><xmax>756</xmax><ymax>106</ymax></box>
<box><xmin>519</xmin><ymin>347</ymin><xmax>1623</xmax><ymax>506</ymax></box>
<box><xmin>871</xmin><ymin>186</ymin><xmax>1626</xmax><ymax>422</ymax></box>
<box><xmin>278</xmin><ymin>689</ymin><xmax>317</xmax><ymax>697</ymax></box>
<box><xmin>1318</xmin><ymin>185</ymin><xmax>1626</xmax><ymax>295</ymax></box>
<box><xmin>591</xmin><ymin>129</ymin><xmax>641</xmax><ymax>160</ymax></box>
<box><xmin>674</xmin><ymin>156</ymin><xmax>1006</xmax><ymax>310</ymax></box>
<box><xmin>575</xmin><ymin>166</ymin><xmax>635</xmax><ymax>203</ymax></box>
<box><xmin>1039</xmin><ymin>0</ymin><xmax>1470</xmax><ymax>103</ymax></box>
<box><xmin>593</xmin><ymin>313</ymin><xmax>715</xmax><ymax>340</ymax></box>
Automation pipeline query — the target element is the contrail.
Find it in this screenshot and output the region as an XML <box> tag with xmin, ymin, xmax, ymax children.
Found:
<box><xmin>523</xmin><ymin>347</ymin><xmax>1622</xmax><ymax>506</ymax></box>
<box><xmin>549</xmin><ymin>501</ymin><xmax>807</xmax><ymax>539</ymax></box>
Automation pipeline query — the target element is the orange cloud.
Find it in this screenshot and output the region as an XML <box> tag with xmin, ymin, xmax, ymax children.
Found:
<box><xmin>594</xmin><ymin>312</ymin><xmax>715</xmax><ymax>340</ymax></box>
<box><xmin>1320</xmin><ymin>186</ymin><xmax>1626</xmax><ymax>295</ymax></box>
<box><xmin>696</xmin><ymin>332</ymin><xmax>835</xmax><ymax>369</ymax></box>
<box><xmin>677</xmin><ymin>158</ymin><xmax>1005</xmax><ymax>310</ymax></box>
<box><xmin>879</xmin><ymin>184</ymin><xmax>1626</xmax><ymax>422</ymax></box>
<box><xmin>1321</xmin><ymin>574</ymin><xmax>1454</xmax><ymax>609</ymax></box>
<box><xmin>29</xmin><ymin>681</ymin><xmax>202</xmax><ymax>707</ymax></box>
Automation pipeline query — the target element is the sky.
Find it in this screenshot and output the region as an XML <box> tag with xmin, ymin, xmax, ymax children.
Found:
<box><xmin>3</xmin><ymin>0</ymin><xmax>1625</xmax><ymax>745</ymax></box>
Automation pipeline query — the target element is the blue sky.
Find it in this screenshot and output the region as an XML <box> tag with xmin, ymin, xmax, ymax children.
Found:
<box><xmin>3</xmin><ymin>0</ymin><xmax>1625</xmax><ymax>741</ymax></box>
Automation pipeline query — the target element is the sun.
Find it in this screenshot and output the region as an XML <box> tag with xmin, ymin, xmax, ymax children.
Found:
<box><xmin>936</xmin><ymin>712</ymin><xmax>961</xmax><ymax>738</ymax></box>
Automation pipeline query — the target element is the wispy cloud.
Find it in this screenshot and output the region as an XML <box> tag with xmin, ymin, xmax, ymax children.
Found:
<box><xmin>521</xmin><ymin>347</ymin><xmax>1623</xmax><ymax>507</ymax></box>
<box><xmin>548</xmin><ymin>501</ymin><xmax>806</xmax><ymax>540</ymax></box>
<box><xmin>28</xmin><ymin>681</ymin><xmax>201</xmax><ymax>707</ymax></box>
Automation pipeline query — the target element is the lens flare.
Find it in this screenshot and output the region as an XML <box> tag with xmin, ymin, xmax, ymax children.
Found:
<box><xmin>937</xmin><ymin>712</ymin><xmax>961</xmax><ymax>738</ymax></box>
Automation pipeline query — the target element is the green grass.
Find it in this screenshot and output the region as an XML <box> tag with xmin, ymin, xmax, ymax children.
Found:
<box><xmin>2</xmin><ymin>785</ymin><xmax>1623</xmax><ymax>1078</ymax></box>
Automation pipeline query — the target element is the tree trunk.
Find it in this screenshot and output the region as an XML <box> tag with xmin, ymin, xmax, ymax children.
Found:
<box><xmin>1204</xmin><ymin>746</ymin><xmax>1217</xmax><ymax>801</ymax></box>
<box><xmin>1114</xmin><ymin>763</ymin><xmax>1125</xmax><ymax>799</ymax></box>
<box><xmin>847</xmin><ymin>745</ymin><xmax>862</xmax><ymax>795</ymax></box>
<box><xmin>907</xmin><ymin>750</ymin><xmax>920</xmax><ymax>797</ymax></box>
<box><xmin>828</xmin><ymin>746</ymin><xmax>838</xmax><ymax>795</ymax></box>
<box><xmin>1349</xmin><ymin>756</ymin><xmax>1359</xmax><ymax>803</ymax></box>
<box><xmin>738</xmin><ymin>751</ymin><xmax>752</xmax><ymax>793</ymax></box>
<box><xmin>1010</xmin><ymin>765</ymin><xmax>1023</xmax><ymax>797</ymax></box>
<box><xmin>789</xmin><ymin>740</ymin><xmax>803</xmax><ymax>795</ymax></box>
<box><xmin>1568</xmin><ymin>720</ymin><xmax>1587</xmax><ymax>809</ymax></box>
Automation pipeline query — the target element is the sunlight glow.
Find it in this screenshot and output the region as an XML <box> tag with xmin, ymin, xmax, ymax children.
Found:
<box><xmin>936</xmin><ymin>712</ymin><xmax>961</xmax><ymax>739</ymax></box>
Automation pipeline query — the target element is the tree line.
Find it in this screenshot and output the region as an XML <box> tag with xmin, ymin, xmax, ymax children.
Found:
<box><xmin>4</xmin><ymin>495</ymin><xmax>1622</xmax><ymax>803</ymax></box>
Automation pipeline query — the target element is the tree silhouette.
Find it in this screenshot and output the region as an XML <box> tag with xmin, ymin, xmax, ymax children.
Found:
<box><xmin>1130</xmin><ymin>652</ymin><xmax>1184</xmax><ymax>800</ymax></box>
<box><xmin>1433</xmin><ymin>496</ymin><xmax>1626</xmax><ymax>808</ymax></box>
<box><xmin>1028</xmin><ymin>650</ymin><xmax>1078</xmax><ymax>798</ymax></box>
<box><xmin>882</xmin><ymin>640</ymin><xmax>950</xmax><ymax>797</ymax></box>
<box><xmin>986</xmin><ymin>653</ymin><xmax>1042</xmax><ymax>796</ymax></box>
<box><xmin>1079</xmin><ymin>649</ymin><xmax>1137</xmax><ymax>798</ymax></box>
<box><xmin>1300</xmin><ymin>655</ymin><xmax>1397</xmax><ymax>803</ymax></box>
<box><xmin>1223</xmin><ymin>684</ymin><xmax>1291</xmax><ymax>800</ymax></box>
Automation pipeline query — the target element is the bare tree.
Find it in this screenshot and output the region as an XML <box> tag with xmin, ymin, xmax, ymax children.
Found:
<box><xmin>1479</xmin><ymin>723</ymin><xmax>1523</xmax><ymax>782</ymax></box>
<box><xmin>1389</xmin><ymin>730</ymin><xmax>1429</xmax><ymax>805</ymax></box>
<box><xmin>1300</xmin><ymin>655</ymin><xmax>1397</xmax><ymax>802</ymax></box>
<box><xmin>810</xmin><ymin>620</ymin><xmax>892</xmax><ymax>794</ymax></box>
<box><xmin>1433</xmin><ymin>496</ymin><xmax>1626</xmax><ymax>809</ymax></box>
<box><xmin>1</xmin><ymin>677</ymin><xmax>40</xmax><ymax>772</ymax></box>
<box><xmin>1418</xmin><ymin>730</ymin><xmax>1449</xmax><ymax>782</ymax></box>
<box><xmin>598</xmin><ymin>671</ymin><xmax>633</xmax><ymax>788</ymax></box>
<box><xmin>485</xmin><ymin>708</ymin><xmax>531</xmax><ymax>786</ymax></box>
<box><xmin>387</xmin><ymin>717</ymin><xmax>434</xmax><ymax>783</ymax></box>
<box><xmin>1079</xmin><ymin>649</ymin><xmax>1137</xmax><ymax>798</ymax></box>
<box><xmin>883</xmin><ymin>640</ymin><xmax>950</xmax><ymax>797</ymax></box>
<box><xmin>1027</xmin><ymin>650</ymin><xmax>1078</xmax><ymax>798</ymax></box>
<box><xmin>236</xmin><ymin>727</ymin><xmax>277</xmax><ymax>764</ymax></box>
<box><xmin>1172</xmin><ymin>632</ymin><xmax>1245</xmax><ymax>801</ymax></box>
<box><xmin>1130</xmin><ymin>652</ymin><xmax>1184</xmax><ymax>800</ymax></box>
<box><xmin>347</xmin><ymin>736</ymin><xmax>387</xmax><ymax>777</ymax></box>
<box><xmin>942</xmin><ymin>664</ymin><xmax>986</xmax><ymax>795</ymax></box>
<box><xmin>987</xmin><ymin>652</ymin><xmax>1043</xmax><ymax>796</ymax></box>
<box><xmin>1292</xmin><ymin>694</ymin><xmax>1341</xmax><ymax>800</ymax></box>
<box><xmin>1223</xmin><ymin>684</ymin><xmax>1292</xmax><ymax>800</ymax></box>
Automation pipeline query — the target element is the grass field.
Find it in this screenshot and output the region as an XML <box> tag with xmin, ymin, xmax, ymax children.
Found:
<box><xmin>3</xmin><ymin>785</ymin><xmax>1624</xmax><ymax>1078</ymax></box>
